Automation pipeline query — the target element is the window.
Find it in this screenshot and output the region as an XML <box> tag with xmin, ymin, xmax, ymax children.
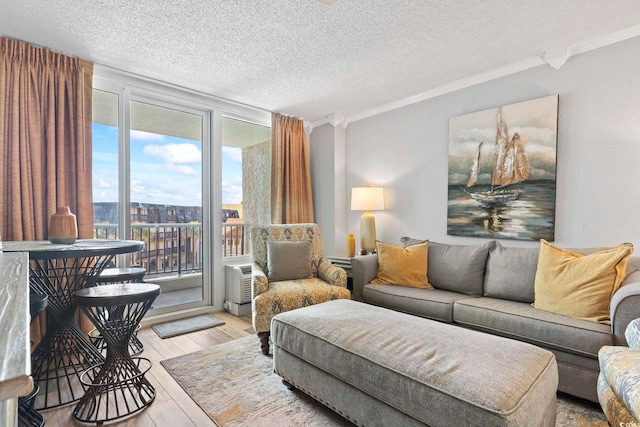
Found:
<box><xmin>221</xmin><ymin>117</ymin><xmax>271</xmax><ymax>256</ymax></box>
<box><xmin>92</xmin><ymin>67</ymin><xmax>270</xmax><ymax>315</ymax></box>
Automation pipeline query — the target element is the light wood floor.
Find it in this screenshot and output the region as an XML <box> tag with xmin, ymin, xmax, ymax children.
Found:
<box><xmin>40</xmin><ymin>311</ymin><xmax>254</xmax><ymax>427</ymax></box>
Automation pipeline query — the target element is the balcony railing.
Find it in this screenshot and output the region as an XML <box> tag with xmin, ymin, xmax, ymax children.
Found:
<box><xmin>94</xmin><ymin>222</ymin><xmax>247</xmax><ymax>277</ymax></box>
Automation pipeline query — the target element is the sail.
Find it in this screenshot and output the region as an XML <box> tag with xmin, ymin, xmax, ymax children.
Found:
<box><xmin>491</xmin><ymin>109</ymin><xmax>530</xmax><ymax>187</ymax></box>
<box><xmin>467</xmin><ymin>141</ymin><xmax>483</xmax><ymax>187</ymax></box>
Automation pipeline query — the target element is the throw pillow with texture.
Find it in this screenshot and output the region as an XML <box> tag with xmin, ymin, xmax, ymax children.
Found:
<box><xmin>372</xmin><ymin>240</ymin><xmax>432</xmax><ymax>288</ymax></box>
<box><xmin>533</xmin><ymin>239</ymin><xmax>633</xmax><ymax>324</ymax></box>
<box><xmin>267</xmin><ymin>240</ymin><xmax>313</xmax><ymax>282</ymax></box>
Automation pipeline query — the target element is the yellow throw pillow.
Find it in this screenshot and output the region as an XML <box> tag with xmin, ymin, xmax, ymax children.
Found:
<box><xmin>371</xmin><ymin>240</ymin><xmax>432</xmax><ymax>289</ymax></box>
<box><xmin>533</xmin><ymin>240</ymin><xmax>633</xmax><ymax>324</ymax></box>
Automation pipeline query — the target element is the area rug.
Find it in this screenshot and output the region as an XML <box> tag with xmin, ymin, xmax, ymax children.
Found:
<box><xmin>161</xmin><ymin>335</ymin><xmax>608</xmax><ymax>426</ymax></box>
<box><xmin>152</xmin><ymin>314</ymin><xmax>225</xmax><ymax>338</ymax></box>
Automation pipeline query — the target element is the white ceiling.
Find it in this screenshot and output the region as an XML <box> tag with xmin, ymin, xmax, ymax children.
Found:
<box><xmin>2</xmin><ymin>1</ymin><xmax>640</xmax><ymax>124</ymax></box>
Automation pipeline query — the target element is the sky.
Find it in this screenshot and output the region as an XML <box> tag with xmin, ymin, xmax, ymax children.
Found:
<box><xmin>92</xmin><ymin>123</ymin><xmax>242</xmax><ymax>206</ymax></box>
<box><xmin>448</xmin><ymin>95</ymin><xmax>558</xmax><ymax>186</ymax></box>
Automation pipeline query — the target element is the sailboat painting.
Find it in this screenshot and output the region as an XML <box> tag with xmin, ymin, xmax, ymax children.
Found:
<box><xmin>448</xmin><ymin>95</ymin><xmax>558</xmax><ymax>240</ymax></box>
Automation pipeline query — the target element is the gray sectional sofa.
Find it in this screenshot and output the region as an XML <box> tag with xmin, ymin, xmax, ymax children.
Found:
<box><xmin>351</xmin><ymin>239</ymin><xmax>640</xmax><ymax>403</ymax></box>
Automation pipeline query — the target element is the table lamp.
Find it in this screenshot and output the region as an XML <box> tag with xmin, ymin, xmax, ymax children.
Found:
<box><xmin>351</xmin><ymin>187</ymin><xmax>385</xmax><ymax>254</ymax></box>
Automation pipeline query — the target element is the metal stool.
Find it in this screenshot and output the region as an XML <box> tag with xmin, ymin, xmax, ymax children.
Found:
<box><xmin>73</xmin><ymin>283</ymin><xmax>159</xmax><ymax>424</ymax></box>
<box><xmin>96</xmin><ymin>267</ymin><xmax>146</xmax><ymax>284</ymax></box>
<box><xmin>18</xmin><ymin>293</ymin><xmax>48</xmax><ymax>427</ymax></box>
<box><xmin>90</xmin><ymin>267</ymin><xmax>147</xmax><ymax>356</ymax></box>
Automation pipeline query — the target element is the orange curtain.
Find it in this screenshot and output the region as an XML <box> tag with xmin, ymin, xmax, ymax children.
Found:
<box><xmin>0</xmin><ymin>36</ymin><xmax>94</xmax><ymax>241</ymax></box>
<box><xmin>271</xmin><ymin>113</ymin><xmax>315</xmax><ymax>224</ymax></box>
<box><xmin>0</xmin><ymin>37</ymin><xmax>94</xmax><ymax>339</ymax></box>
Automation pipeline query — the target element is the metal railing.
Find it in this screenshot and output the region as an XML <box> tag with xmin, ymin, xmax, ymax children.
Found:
<box><xmin>94</xmin><ymin>222</ymin><xmax>247</xmax><ymax>277</ymax></box>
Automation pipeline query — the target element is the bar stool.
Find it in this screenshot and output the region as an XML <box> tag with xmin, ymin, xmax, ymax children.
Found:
<box><xmin>90</xmin><ymin>267</ymin><xmax>147</xmax><ymax>356</ymax></box>
<box><xmin>73</xmin><ymin>283</ymin><xmax>159</xmax><ymax>424</ymax></box>
<box><xmin>18</xmin><ymin>293</ymin><xmax>48</xmax><ymax>427</ymax></box>
<box><xmin>96</xmin><ymin>267</ymin><xmax>146</xmax><ymax>284</ymax></box>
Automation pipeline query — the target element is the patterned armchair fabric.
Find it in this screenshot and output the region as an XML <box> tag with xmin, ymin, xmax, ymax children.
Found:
<box><xmin>598</xmin><ymin>318</ymin><xmax>640</xmax><ymax>425</ymax></box>
<box><xmin>250</xmin><ymin>224</ymin><xmax>351</xmax><ymax>342</ymax></box>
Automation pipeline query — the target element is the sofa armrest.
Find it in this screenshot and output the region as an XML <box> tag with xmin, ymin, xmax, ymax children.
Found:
<box><xmin>351</xmin><ymin>254</ymin><xmax>379</xmax><ymax>302</ymax></box>
<box><xmin>318</xmin><ymin>258</ymin><xmax>347</xmax><ymax>288</ymax></box>
<box><xmin>611</xmin><ymin>271</ymin><xmax>640</xmax><ymax>345</ymax></box>
<box><xmin>252</xmin><ymin>262</ymin><xmax>269</xmax><ymax>298</ymax></box>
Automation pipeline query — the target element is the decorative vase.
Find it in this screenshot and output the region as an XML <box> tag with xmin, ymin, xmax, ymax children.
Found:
<box><xmin>49</xmin><ymin>206</ymin><xmax>78</xmax><ymax>244</ymax></box>
<box><xmin>347</xmin><ymin>233</ymin><xmax>356</xmax><ymax>257</ymax></box>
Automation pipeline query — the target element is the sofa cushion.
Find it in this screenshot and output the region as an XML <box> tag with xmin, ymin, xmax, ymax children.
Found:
<box><xmin>483</xmin><ymin>242</ymin><xmax>538</xmax><ymax>303</ymax></box>
<box><xmin>371</xmin><ymin>240</ymin><xmax>432</xmax><ymax>288</ymax></box>
<box><xmin>363</xmin><ymin>283</ymin><xmax>476</xmax><ymax>323</ymax></box>
<box><xmin>267</xmin><ymin>240</ymin><xmax>312</xmax><ymax>282</ymax></box>
<box><xmin>454</xmin><ymin>297</ymin><xmax>613</xmax><ymax>358</ymax></box>
<box><xmin>426</xmin><ymin>241</ymin><xmax>494</xmax><ymax>296</ymax></box>
<box><xmin>533</xmin><ymin>240</ymin><xmax>633</xmax><ymax>324</ymax></box>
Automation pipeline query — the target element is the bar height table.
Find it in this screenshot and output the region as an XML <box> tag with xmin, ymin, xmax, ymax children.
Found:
<box><xmin>3</xmin><ymin>239</ymin><xmax>144</xmax><ymax>410</ymax></box>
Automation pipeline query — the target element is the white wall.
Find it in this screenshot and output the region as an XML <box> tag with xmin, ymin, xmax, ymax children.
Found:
<box><xmin>343</xmin><ymin>36</ymin><xmax>640</xmax><ymax>249</ymax></box>
<box><xmin>310</xmin><ymin>123</ymin><xmax>347</xmax><ymax>255</ymax></box>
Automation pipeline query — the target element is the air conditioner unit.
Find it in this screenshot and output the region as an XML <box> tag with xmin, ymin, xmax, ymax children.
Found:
<box><xmin>224</xmin><ymin>263</ymin><xmax>252</xmax><ymax>316</ymax></box>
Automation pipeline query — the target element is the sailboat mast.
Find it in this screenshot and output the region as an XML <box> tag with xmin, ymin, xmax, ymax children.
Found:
<box><xmin>467</xmin><ymin>141</ymin><xmax>483</xmax><ymax>187</ymax></box>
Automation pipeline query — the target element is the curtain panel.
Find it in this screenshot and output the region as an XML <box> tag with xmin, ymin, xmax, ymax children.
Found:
<box><xmin>270</xmin><ymin>113</ymin><xmax>315</xmax><ymax>224</ymax></box>
<box><xmin>0</xmin><ymin>36</ymin><xmax>94</xmax><ymax>241</ymax></box>
<box><xmin>0</xmin><ymin>37</ymin><xmax>94</xmax><ymax>339</ymax></box>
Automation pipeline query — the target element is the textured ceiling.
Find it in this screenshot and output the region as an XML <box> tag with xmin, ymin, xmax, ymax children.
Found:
<box><xmin>2</xmin><ymin>1</ymin><xmax>640</xmax><ymax>123</ymax></box>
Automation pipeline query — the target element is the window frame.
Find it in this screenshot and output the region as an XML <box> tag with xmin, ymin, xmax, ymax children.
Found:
<box><xmin>93</xmin><ymin>65</ymin><xmax>270</xmax><ymax>319</ymax></box>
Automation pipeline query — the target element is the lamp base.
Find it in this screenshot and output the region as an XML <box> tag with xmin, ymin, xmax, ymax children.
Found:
<box><xmin>360</xmin><ymin>211</ymin><xmax>376</xmax><ymax>254</ymax></box>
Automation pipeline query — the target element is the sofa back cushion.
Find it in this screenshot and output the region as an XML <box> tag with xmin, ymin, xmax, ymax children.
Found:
<box><xmin>400</xmin><ymin>239</ymin><xmax>493</xmax><ymax>296</ymax></box>
<box><xmin>483</xmin><ymin>242</ymin><xmax>539</xmax><ymax>303</ymax></box>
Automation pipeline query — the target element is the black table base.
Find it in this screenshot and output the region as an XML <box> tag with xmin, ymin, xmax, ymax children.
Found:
<box><xmin>29</xmin><ymin>256</ymin><xmax>112</xmax><ymax>409</ymax></box>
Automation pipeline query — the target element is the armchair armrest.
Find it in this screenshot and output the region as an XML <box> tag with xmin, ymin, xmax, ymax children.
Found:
<box><xmin>611</xmin><ymin>270</ymin><xmax>640</xmax><ymax>345</ymax></box>
<box><xmin>252</xmin><ymin>262</ymin><xmax>269</xmax><ymax>298</ymax></box>
<box><xmin>318</xmin><ymin>258</ymin><xmax>347</xmax><ymax>288</ymax></box>
<box><xmin>351</xmin><ymin>254</ymin><xmax>378</xmax><ymax>302</ymax></box>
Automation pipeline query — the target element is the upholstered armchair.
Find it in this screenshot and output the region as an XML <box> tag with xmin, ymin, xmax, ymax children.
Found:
<box><xmin>250</xmin><ymin>223</ymin><xmax>351</xmax><ymax>355</ymax></box>
<box><xmin>598</xmin><ymin>318</ymin><xmax>640</xmax><ymax>424</ymax></box>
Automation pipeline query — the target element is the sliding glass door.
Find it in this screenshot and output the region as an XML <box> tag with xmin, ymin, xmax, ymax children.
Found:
<box><xmin>92</xmin><ymin>86</ymin><xmax>210</xmax><ymax>313</ymax></box>
<box><xmin>92</xmin><ymin>67</ymin><xmax>271</xmax><ymax>318</ymax></box>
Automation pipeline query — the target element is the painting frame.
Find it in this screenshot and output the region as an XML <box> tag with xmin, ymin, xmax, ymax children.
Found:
<box><xmin>447</xmin><ymin>95</ymin><xmax>559</xmax><ymax>241</ymax></box>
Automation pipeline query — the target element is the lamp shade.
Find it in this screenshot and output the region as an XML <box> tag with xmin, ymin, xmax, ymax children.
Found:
<box><xmin>351</xmin><ymin>187</ymin><xmax>384</xmax><ymax>211</ymax></box>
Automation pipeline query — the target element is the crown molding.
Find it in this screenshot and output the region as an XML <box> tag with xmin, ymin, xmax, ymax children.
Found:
<box><xmin>310</xmin><ymin>113</ymin><xmax>347</xmax><ymax>132</ymax></box>
<box><xmin>344</xmin><ymin>25</ymin><xmax>640</xmax><ymax>125</ymax></box>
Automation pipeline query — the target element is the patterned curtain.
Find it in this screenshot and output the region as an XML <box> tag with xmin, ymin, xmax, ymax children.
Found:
<box><xmin>0</xmin><ymin>36</ymin><xmax>94</xmax><ymax>241</ymax></box>
<box><xmin>270</xmin><ymin>113</ymin><xmax>315</xmax><ymax>224</ymax></box>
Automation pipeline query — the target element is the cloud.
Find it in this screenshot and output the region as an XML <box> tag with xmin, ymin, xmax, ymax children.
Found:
<box><xmin>144</xmin><ymin>143</ymin><xmax>201</xmax><ymax>163</ymax></box>
<box><xmin>131</xmin><ymin>130</ymin><xmax>165</xmax><ymax>142</ymax></box>
<box><xmin>97</xmin><ymin>178</ymin><xmax>113</xmax><ymax>188</ymax></box>
<box><xmin>222</xmin><ymin>146</ymin><xmax>242</xmax><ymax>163</ymax></box>
<box><xmin>166</xmin><ymin>164</ymin><xmax>197</xmax><ymax>175</ymax></box>
<box><xmin>222</xmin><ymin>177</ymin><xmax>243</xmax><ymax>204</ymax></box>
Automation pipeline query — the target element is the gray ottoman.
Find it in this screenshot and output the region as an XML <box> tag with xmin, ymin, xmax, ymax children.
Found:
<box><xmin>271</xmin><ymin>299</ymin><xmax>558</xmax><ymax>427</ymax></box>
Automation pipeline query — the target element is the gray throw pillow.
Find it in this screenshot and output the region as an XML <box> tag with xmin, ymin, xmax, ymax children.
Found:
<box><xmin>426</xmin><ymin>241</ymin><xmax>494</xmax><ymax>296</ymax></box>
<box><xmin>267</xmin><ymin>240</ymin><xmax>313</xmax><ymax>282</ymax></box>
<box><xmin>401</xmin><ymin>237</ymin><xmax>493</xmax><ymax>296</ymax></box>
<box><xmin>483</xmin><ymin>242</ymin><xmax>539</xmax><ymax>303</ymax></box>
<box><xmin>401</xmin><ymin>236</ymin><xmax>426</xmax><ymax>247</ymax></box>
